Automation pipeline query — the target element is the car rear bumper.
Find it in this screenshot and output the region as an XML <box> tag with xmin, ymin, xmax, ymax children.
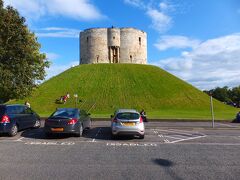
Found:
<box><xmin>0</xmin><ymin>123</ymin><xmax>12</xmax><ymax>133</ymax></box>
<box><xmin>44</xmin><ymin>124</ymin><xmax>79</xmax><ymax>134</ymax></box>
<box><xmin>111</xmin><ymin>124</ymin><xmax>145</xmax><ymax>136</ymax></box>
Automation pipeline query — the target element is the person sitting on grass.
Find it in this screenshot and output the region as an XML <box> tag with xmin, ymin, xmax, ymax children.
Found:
<box><xmin>63</xmin><ymin>95</ymin><xmax>68</xmax><ymax>104</ymax></box>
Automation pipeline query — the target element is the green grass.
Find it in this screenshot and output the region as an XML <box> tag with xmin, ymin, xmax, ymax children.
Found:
<box><xmin>9</xmin><ymin>64</ymin><xmax>238</xmax><ymax>120</ymax></box>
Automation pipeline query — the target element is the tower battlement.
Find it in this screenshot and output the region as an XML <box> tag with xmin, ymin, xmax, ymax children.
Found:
<box><xmin>80</xmin><ymin>27</ymin><xmax>147</xmax><ymax>64</ymax></box>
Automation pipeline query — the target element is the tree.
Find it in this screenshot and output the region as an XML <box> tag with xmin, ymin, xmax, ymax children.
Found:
<box><xmin>230</xmin><ymin>86</ymin><xmax>240</xmax><ymax>106</ymax></box>
<box><xmin>212</xmin><ymin>86</ymin><xmax>231</xmax><ymax>103</ymax></box>
<box><xmin>0</xmin><ymin>0</ymin><xmax>49</xmax><ymax>102</ymax></box>
<box><xmin>204</xmin><ymin>86</ymin><xmax>240</xmax><ymax>107</ymax></box>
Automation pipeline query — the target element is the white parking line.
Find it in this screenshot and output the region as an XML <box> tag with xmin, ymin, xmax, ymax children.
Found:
<box><xmin>164</xmin><ymin>139</ymin><xmax>169</xmax><ymax>143</ymax></box>
<box><xmin>168</xmin><ymin>135</ymin><xmax>206</xmax><ymax>144</ymax></box>
<box><xmin>170</xmin><ymin>134</ymin><xmax>191</xmax><ymax>139</ymax></box>
<box><xmin>159</xmin><ymin>129</ymin><xmax>194</xmax><ymax>136</ymax></box>
<box><xmin>15</xmin><ymin>137</ymin><xmax>24</xmax><ymax>142</ymax></box>
<box><xmin>95</xmin><ymin>128</ymin><xmax>102</xmax><ymax>137</ymax></box>
<box><xmin>168</xmin><ymin>129</ymin><xmax>200</xmax><ymax>135</ymax></box>
<box><xmin>164</xmin><ymin>135</ymin><xmax>182</xmax><ymax>140</ymax></box>
<box><xmin>217</xmin><ymin>123</ymin><xmax>236</xmax><ymax>127</ymax></box>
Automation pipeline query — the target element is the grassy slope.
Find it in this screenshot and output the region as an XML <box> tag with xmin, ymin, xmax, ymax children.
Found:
<box><xmin>10</xmin><ymin>64</ymin><xmax>238</xmax><ymax>119</ymax></box>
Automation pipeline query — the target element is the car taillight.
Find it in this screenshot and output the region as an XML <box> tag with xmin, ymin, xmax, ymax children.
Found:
<box><xmin>1</xmin><ymin>115</ymin><xmax>10</xmax><ymax>123</ymax></box>
<box><xmin>139</xmin><ymin>116</ymin><xmax>143</xmax><ymax>123</ymax></box>
<box><xmin>68</xmin><ymin>118</ymin><xmax>77</xmax><ymax>125</ymax></box>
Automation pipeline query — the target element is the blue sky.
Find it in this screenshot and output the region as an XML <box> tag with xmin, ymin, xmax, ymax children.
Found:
<box><xmin>4</xmin><ymin>0</ymin><xmax>240</xmax><ymax>90</ymax></box>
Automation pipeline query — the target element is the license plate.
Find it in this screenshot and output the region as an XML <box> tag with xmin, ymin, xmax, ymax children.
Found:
<box><xmin>51</xmin><ymin>128</ymin><xmax>64</xmax><ymax>132</ymax></box>
<box><xmin>123</xmin><ymin>122</ymin><xmax>135</xmax><ymax>126</ymax></box>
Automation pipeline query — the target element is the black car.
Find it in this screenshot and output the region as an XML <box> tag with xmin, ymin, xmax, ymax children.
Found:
<box><xmin>44</xmin><ymin>108</ymin><xmax>91</xmax><ymax>137</ymax></box>
<box><xmin>0</xmin><ymin>104</ymin><xmax>41</xmax><ymax>136</ymax></box>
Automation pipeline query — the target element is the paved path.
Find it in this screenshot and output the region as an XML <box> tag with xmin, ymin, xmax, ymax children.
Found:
<box><xmin>0</xmin><ymin>121</ymin><xmax>240</xmax><ymax>180</ymax></box>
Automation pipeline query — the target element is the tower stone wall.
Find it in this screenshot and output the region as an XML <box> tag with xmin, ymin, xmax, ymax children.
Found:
<box><xmin>80</xmin><ymin>27</ymin><xmax>147</xmax><ymax>64</ymax></box>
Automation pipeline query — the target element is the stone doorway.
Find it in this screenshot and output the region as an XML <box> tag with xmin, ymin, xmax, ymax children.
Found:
<box><xmin>109</xmin><ymin>46</ymin><xmax>119</xmax><ymax>63</ymax></box>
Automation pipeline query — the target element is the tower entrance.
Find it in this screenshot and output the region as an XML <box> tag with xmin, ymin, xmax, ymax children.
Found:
<box><xmin>108</xmin><ymin>46</ymin><xmax>120</xmax><ymax>63</ymax></box>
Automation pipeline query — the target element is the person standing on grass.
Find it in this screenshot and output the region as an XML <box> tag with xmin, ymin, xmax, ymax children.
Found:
<box><xmin>140</xmin><ymin>109</ymin><xmax>147</xmax><ymax>122</ymax></box>
<box><xmin>236</xmin><ymin>111</ymin><xmax>240</xmax><ymax>122</ymax></box>
<box><xmin>25</xmin><ymin>101</ymin><xmax>30</xmax><ymax>108</ymax></box>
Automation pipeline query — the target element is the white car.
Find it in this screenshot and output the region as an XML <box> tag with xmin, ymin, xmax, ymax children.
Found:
<box><xmin>111</xmin><ymin>109</ymin><xmax>145</xmax><ymax>139</ymax></box>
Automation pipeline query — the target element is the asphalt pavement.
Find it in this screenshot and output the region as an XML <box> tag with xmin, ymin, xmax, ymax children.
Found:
<box><xmin>0</xmin><ymin>121</ymin><xmax>240</xmax><ymax>180</ymax></box>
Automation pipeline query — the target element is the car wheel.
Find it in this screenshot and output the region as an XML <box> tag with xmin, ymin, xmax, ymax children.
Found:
<box><xmin>139</xmin><ymin>134</ymin><xmax>144</xmax><ymax>139</ymax></box>
<box><xmin>34</xmin><ymin>120</ymin><xmax>41</xmax><ymax>128</ymax></box>
<box><xmin>9</xmin><ymin>124</ymin><xmax>18</xmax><ymax>137</ymax></box>
<box><xmin>76</xmin><ymin>124</ymin><xmax>83</xmax><ymax>137</ymax></box>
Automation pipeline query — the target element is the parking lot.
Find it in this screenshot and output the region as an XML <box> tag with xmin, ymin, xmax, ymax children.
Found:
<box><xmin>1</xmin><ymin>121</ymin><xmax>240</xmax><ymax>180</ymax></box>
<box><xmin>1</xmin><ymin>120</ymin><xmax>240</xmax><ymax>145</ymax></box>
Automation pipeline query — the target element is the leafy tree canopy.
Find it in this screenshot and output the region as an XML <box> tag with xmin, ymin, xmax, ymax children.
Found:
<box><xmin>0</xmin><ymin>0</ymin><xmax>49</xmax><ymax>102</ymax></box>
<box><xmin>204</xmin><ymin>86</ymin><xmax>240</xmax><ymax>107</ymax></box>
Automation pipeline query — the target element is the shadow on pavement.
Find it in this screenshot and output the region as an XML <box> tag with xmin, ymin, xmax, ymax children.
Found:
<box><xmin>84</xmin><ymin>126</ymin><xmax>141</xmax><ymax>141</ymax></box>
<box><xmin>152</xmin><ymin>158</ymin><xmax>183</xmax><ymax>180</ymax></box>
<box><xmin>21</xmin><ymin>127</ymin><xmax>74</xmax><ymax>140</ymax></box>
<box><xmin>20</xmin><ymin>126</ymin><xmax>144</xmax><ymax>141</ymax></box>
<box><xmin>153</xmin><ymin>158</ymin><xmax>174</xmax><ymax>167</ymax></box>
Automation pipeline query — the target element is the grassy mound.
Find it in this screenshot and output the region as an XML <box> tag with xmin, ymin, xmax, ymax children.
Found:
<box><xmin>10</xmin><ymin>64</ymin><xmax>238</xmax><ymax>119</ymax></box>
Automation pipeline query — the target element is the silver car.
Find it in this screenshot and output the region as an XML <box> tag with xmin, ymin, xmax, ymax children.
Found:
<box><xmin>111</xmin><ymin>109</ymin><xmax>145</xmax><ymax>139</ymax></box>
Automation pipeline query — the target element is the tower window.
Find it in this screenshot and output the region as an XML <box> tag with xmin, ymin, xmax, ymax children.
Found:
<box><xmin>139</xmin><ymin>37</ymin><xmax>141</xmax><ymax>46</ymax></box>
<box><xmin>87</xmin><ymin>37</ymin><xmax>89</xmax><ymax>42</ymax></box>
<box><xmin>113</xmin><ymin>36</ymin><xmax>115</xmax><ymax>39</ymax></box>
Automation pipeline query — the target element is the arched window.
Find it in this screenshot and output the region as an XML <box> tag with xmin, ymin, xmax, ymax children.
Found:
<box><xmin>139</xmin><ymin>37</ymin><xmax>141</xmax><ymax>46</ymax></box>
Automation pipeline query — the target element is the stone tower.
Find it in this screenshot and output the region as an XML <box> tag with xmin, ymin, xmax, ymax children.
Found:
<box><xmin>80</xmin><ymin>27</ymin><xmax>147</xmax><ymax>64</ymax></box>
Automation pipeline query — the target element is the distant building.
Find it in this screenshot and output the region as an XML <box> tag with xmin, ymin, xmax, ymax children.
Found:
<box><xmin>80</xmin><ymin>27</ymin><xmax>147</xmax><ymax>64</ymax></box>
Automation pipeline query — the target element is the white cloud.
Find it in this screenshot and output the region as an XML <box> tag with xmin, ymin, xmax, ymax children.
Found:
<box><xmin>154</xmin><ymin>33</ymin><xmax>240</xmax><ymax>90</ymax></box>
<box><xmin>159</xmin><ymin>2</ymin><xmax>168</xmax><ymax>11</ymax></box>
<box><xmin>45</xmin><ymin>60</ymin><xmax>79</xmax><ymax>80</ymax></box>
<box><xmin>146</xmin><ymin>8</ymin><xmax>172</xmax><ymax>33</ymax></box>
<box><xmin>36</xmin><ymin>27</ymin><xmax>81</xmax><ymax>38</ymax></box>
<box><xmin>4</xmin><ymin>0</ymin><xmax>105</xmax><ymax>21</ymax></box>
<box><xmin>46</xmin><ymin>52</ymin><xmax>60</xmax><ymax>60</ymax></box>
<box><xmin>154</xmin><ymin>35</ymin><xmax>201</xmax><ymax>51</ymax></box>
<box><xmin>124</xmin><ymin>0</ymin><xmax>173</xmax><ymax>33</ymax></box>
<box><xmin>124</xmin><ymin>0</ymin><xmax>145</xmax><ymax>9</ymax></box>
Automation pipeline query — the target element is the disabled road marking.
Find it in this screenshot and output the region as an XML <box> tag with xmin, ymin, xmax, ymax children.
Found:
<box><xmin>106</xmin><ymin>142</ymin><xmax>157</xmax><ymax>147</ymax></box>
<box><xmin>153</xmin><ymin>128</ymin><xmax>206</xmax><ymax>143</ymax></box>
<box><xmin>25</xmin><ymin>141</ymin><xmax>75</xmax><ymax>145</ymax></box>
<box><xmin>167</xmin><ymin>135</ymin><xmax>206</xmax><ymax>144</ymax></box>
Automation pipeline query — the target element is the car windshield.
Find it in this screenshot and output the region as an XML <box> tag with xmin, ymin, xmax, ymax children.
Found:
<box><xmin>117</xmin><ymin>112</ymin><xmax>140</xmax><ymax>120</ymax></box>
<box><xmin>0</xmin><ymin>106</ymin><xmax>5</xmax><ymax>116</ymax></box>
<box><xmin>51</xmin><ymin>109</ymin><xmax>77</xmax><ymax>118</ymax></box>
